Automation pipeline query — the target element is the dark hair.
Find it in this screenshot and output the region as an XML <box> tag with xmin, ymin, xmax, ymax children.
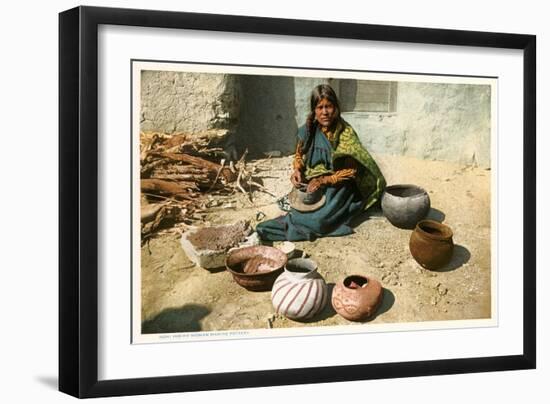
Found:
<box><xmin>306</xmin><ymin>84</ymin><xmax>341</xmax><ymax>137</ymax></box>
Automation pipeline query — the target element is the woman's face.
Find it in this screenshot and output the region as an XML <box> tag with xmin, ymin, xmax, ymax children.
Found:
<box><xmin>315</xmin><ymin>98</ymin><xmax>336</xmax><ymax>128</ymax></box>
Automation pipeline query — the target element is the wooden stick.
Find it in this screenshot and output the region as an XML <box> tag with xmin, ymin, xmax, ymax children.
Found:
<box><xmin>141</xmin><ymin>178</ymin><xmax>199</xmax><ymax>194</ymax></box>
<box><xmin>141</xmin><ymin>193</ymin><xmax>194</xmax><ymax>204</ymax></box>
<box><xmin>152</xmin><ymin>152</ymin><xmax>237</xmax><ymax>183</ymax></box>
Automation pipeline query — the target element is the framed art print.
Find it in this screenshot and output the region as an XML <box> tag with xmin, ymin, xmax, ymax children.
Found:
<box><xmin>59</xmin><ymin>6</ymin><xmax>536</xmax><ymax>398</ymax></box>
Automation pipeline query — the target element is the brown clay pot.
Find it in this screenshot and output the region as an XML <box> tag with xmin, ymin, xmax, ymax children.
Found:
<box><xmin>409</xmin><ymin>220</ymin><xmax>454</xmax><ymax>270</ymax></box>
<box><xmin>331</xmin><ymin>275</ymin><xmax>383</xmax><ymax>321</ymax></box>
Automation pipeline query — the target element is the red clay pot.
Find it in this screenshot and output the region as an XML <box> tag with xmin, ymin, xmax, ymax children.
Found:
<box><xmin>409</xmin><ymin>220</ymin><xmax>454</xmax><ymax>270</ymax></box>
<box><xmin>331</xmin><ymin>275</ymin><xmax>383</xmax><ymax>321</ymax></box>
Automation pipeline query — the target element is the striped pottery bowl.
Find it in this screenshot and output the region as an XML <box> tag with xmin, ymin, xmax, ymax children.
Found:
<box><xmin>271</xmin><ymin>258</ymin><xmax>328</xmax><ymax>321</ymax></box>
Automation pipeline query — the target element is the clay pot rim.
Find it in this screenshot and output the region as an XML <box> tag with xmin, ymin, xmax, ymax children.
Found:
<box><xmin>225</xmin><ymin>246</ymin><xmax>287</xmax><ymax>277</ymax></box>
<box><xmin>384</xmin><ymin>184</ymin><xmax>428</xmax><ymax>199</ymax></box>
<box><xmin>284</xmin><ymin>258</ymin><xmax>318</xmax><ymax>275</ymax></box>
<box><xmin>415</xmin><ymin>219</ymin><xmax>453</xmax><ymax>240</ymax></box>
<box><xmin>342</xmin><ymin>274</ymin><xmax>369</xmax><ymax>289</ymax></box>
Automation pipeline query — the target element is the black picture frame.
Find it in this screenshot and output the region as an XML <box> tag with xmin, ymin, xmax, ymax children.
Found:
<box><xmin>59</xmin><ymin>5</ymin><xmax>536</xmax><ymax>398</ymax></box>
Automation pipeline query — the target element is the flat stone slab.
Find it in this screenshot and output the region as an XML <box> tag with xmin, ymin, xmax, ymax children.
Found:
<box><xmin>180</xmin><ymin>222</ymin><xmax>259</xmax><ymax>270</ymax></box>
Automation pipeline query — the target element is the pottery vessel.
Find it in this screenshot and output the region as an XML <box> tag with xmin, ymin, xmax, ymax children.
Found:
<box><xmin>271</xmin><ymin>258</ymin><xmax>328</xmax><ymax>321</ymax></box>
<box><xmin>332</xmin><ymin>275</ymin><xmax>383</xmax><ymax>321</ymax></box>
<box><xmin>381</xmin><ymin>184</ymin><xmax>431</xmax><ymax>229</ymax></box>
<box><xmin>297</xmin><ymin>183</ymin><xmax>323</xmax><ymax>205</ymax></box>
<box><xmin>225</xmin><ymin>246</ymin><xmax>287</xmax><ymax>291</ymax></box>
<box><xmin>409</xmin><ymin>219</ymin><xmax>454</xmax><ymax>270</ymax></box>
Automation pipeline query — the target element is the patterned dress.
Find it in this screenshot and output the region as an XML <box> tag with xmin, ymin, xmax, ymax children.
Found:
<box><xmin>256</xmin><ymin>118</ymin><xmax>386</xmax><ymax>241</ymax></box>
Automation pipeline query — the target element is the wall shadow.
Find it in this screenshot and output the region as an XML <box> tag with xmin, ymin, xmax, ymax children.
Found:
<box><xmin>142</xmin><ymin>304</ymin><xmax>211</xmax><ymax>334</ymax></box>
<box><xmin>437</xmin><ymin>244</ymin><xmax>471</xmax><ymax>272</ymax></box>
<box><xmin>237</xmin><ymin>75</ymin><xmax>297</xmax><ymax>158</ymax></box>
<box><xmin>339</xmin><ymin>79</ymin><xmax>358</xmax><ymax>112</ymax></box>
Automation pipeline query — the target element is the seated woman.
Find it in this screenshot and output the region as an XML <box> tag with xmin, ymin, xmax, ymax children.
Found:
<box><xmin>256</xmin><ymin>84</ymin><xmax>386</xmax><ymax>242</ymax></box>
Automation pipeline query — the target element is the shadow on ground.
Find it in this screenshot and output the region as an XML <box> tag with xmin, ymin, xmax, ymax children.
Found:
<box><xmin>368</xmin><ymin>288</ymin><xmax>395</xmax><ymax>321</ymax></box>
<box><xmin>349</xmin><ymin>207</ymin><xmax>384</xmax><ymax>228</ymax></box>
<box><xmin>425</xmin><ymin>207</ymin><xmax>446</xmax><ymax>222</ymax></box>
<box><xmin>437</xmin><ymin>244</ymin><xmax>471</xmax><ymax>272</ymax></box>
<box><xmin>142</xmin><ymin>304</ymin><xmax>211</xmax><ymax>334</ymax></box>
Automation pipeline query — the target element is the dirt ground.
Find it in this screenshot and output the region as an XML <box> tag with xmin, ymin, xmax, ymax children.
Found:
<box><xmin>140</xmin><ymin>154</ymin><xmax>492</xmax><ymax>334</ymax></box>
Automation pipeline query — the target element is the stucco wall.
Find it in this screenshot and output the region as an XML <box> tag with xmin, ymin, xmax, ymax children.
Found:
<box><xmin>140</xmin><ymin>70</ymin><xmax>240</xmax><ymax>135</ymax></box>
<box><xmin>140</xmin><ymin>72</ymin><xmax>491</xmax><ymax>167</ymax></box>
<box><xmin>343</xmin><ymin>82</ymin><xmax>491</xmax><ymax>167</ymax></box>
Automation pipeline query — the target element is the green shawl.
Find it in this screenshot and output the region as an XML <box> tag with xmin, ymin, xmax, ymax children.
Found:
<box><xmin>301</xmin><ymin>119</ymin><xmax>386</xmax><ymax>211</ymax></box>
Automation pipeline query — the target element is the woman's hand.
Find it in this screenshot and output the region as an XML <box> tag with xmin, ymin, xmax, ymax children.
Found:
<box><xmin>306</xmin><ymin>178</ymin><xmax>323</xmax><ymax>193</ymax></box>
<box><xmin>290</xmin><ymin>169</ymin><xmax>303</xmax><ymax>187</ymax></box>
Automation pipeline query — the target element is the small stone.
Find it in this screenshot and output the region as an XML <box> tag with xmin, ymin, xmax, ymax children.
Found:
<box><xmin>256</xmin><ymin>211</ymin><xmax>266</xmax><ymax>221</ymax></box>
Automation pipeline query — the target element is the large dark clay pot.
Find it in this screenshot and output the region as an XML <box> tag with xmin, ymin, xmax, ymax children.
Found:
<box><xmin>381</xmin><ymin>184</ymin><xmax>431</xmax><ymax>229</ymax></box>
<box><xmin>332</xmin><ymin>275</ymin><xmax>383</xmax><ymax>321</ymax></box>
<box><xmin>409</xmin><ymin>220</ymin><xmax>454</xmax><ymax>270</ymax></box>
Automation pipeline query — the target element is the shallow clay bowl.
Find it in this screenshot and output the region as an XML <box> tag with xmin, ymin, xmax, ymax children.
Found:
<box><xmin>226</xmin><ymin>246</ymin><xmax>287</xmax><ymax>292</ymax></box>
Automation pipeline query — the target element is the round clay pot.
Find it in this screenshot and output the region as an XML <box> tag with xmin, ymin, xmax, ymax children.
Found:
<box><xmin>331</xmin><ymin>275</ymin><xmax>383</xmax><ymax>321</ymax></box>
<box><xmin>381</xmin><ymin>184</ymin><xmax>431</xmax><ymax>229</ymax></box>
<box><xmin>409</xmin><ymin>219</ymin><xmax>454</xmax><ymax>270</ymax></box>
<box><xmin>225</xmin><ymin>246</ymin><xmax>287</xmax><ymax>291</ymax></box>
<box><xmin>271</xmin><ymin>258</ymin><xmax>328</xmax><ymax>321</ymax></box>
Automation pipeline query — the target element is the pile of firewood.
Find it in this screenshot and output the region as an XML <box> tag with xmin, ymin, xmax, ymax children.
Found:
<box><xmin>140</xmin><ymin>130</ymin><xmax>272</xmax><ymax>239</ymax></box>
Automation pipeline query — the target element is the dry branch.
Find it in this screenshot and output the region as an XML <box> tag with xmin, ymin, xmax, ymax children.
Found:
<box><xmin>139</xmin><ymin>130</ymin><xmax>278</xmax><ymax>238</ymax></box>
<box><xmin>152</xmin><ymin>152</ymin><xmax>237</xmax><ymax>183</ymax></box>
<box><xmin>141</xmin><ymin>178</ymin><xmax>199</xmax><ymax>199</ymax></box>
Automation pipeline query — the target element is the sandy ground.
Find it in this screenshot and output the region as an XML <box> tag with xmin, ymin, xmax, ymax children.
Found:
<box><xmin>140</xmin><ymin>154</ymin><xmax>492</xmax><ymax>334</ymax></box>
